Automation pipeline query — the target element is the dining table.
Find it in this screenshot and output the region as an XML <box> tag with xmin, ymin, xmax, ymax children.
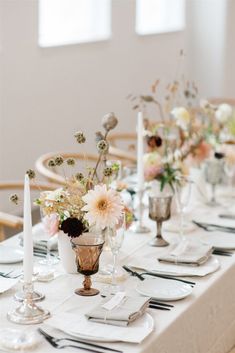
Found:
<box><xmin>1</xmin><ymin>188</ymin><xmax>235</xmax><ymax>353</ymax></box>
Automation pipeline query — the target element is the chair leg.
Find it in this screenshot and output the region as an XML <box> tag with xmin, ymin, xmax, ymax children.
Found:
<box><xmin>0</xmin><ymin>225</ymin><xmax>5</xmax><ymax>241</ymax></box>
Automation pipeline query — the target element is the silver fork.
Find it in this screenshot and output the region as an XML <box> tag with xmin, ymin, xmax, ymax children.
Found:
<box><xmin>38</xmin><ymin>328</ymin><xmax>123</xmax><ymax>353</ymax></box>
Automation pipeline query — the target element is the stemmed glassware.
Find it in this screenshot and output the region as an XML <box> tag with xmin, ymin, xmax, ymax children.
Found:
<box><xmin>174</xmin><ymin>179</ymin><xmax>192</xmax><ymax>242</ymax></box>
<box><xmin>107</xmin><ymin>213</ymin><xmax>126</xmax><ymax>293</ymax></box>
<box><xmin>71</xmin><ymin>233</ymin><xmax>104</xmax><ymax>296</ymax></box>
<box><xmin>224</xmin><ymin>161</ymin><xmax>235</xmax><ymax>197</ymax></box>
<box><xmin>204</xmin><ymin>159</ymin><xmax>224</xmax><ymax>206</ymax></box>
<box><xmin>148</xmin><ymin>195</ymin><xmax>172</xmax><ymax>247</ymax></box>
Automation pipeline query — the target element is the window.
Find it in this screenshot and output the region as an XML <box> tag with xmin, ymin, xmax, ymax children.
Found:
<box><xmin>136</xmin><ymin>0</ymin><xmax>185</xmax><ymax>35</ymax></box>
<box><xmin>38</xmin><ymin>0</ymin><xmax>111</xmax><ymax>47</ymax></box>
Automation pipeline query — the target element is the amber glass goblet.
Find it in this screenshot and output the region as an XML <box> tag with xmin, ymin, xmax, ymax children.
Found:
<box><xmin>71</xmin><ymin>233</ymin><xmax>104</xmax><ymax>296</ymax></box>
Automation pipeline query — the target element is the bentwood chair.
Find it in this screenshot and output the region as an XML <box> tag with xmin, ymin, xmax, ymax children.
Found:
<box><xmin>107</xmin><ymin>133</ymin><xmax>137</xmax><ymax>165</ymax></box>
<box><xmin>35</xmin><ymin>152</ymin><xmax>99</xmax><ymax>185</ymax></box>
<box><xmin>208</xmin><ymin>97</ymin><xmax>235</xmax><ymax>107</ymax></box>
<box><xmin>0</xmin><ymin>180</ymin><xmax>57</xmax><ymax>240</ymax></box>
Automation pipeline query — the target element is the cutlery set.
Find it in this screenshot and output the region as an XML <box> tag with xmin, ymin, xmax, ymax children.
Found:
<box><xmin>193</xmin><ymin>220</ymin><xmax>235</xmax><ymax>233</ymax></box>
<box><xmin>33</xmin><ymin>249</ymin><xmax>59</xmax><ymax>259</ymax></box>
<box><xmin>122</xmin><ymin>265</ymin><xmax>196</xmax><ymax>286</ymax></box>
<box><xmin>38</xmin><ymin>328</ymin><xmax>123</xmax><ymax>353</ymax></box>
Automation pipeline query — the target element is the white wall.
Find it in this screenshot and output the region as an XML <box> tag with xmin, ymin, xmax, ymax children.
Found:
<box><xmin>223</xmin><ymin>0</ymin><xmax>235</xmax><ymax>96</ymax></box>
<box><xmin>185</xmin><ymin>0</ymin><xmax>227</xmax><ymax>97</ymax></box>
<box><xmin>0</xmin><ymin>0</ymin><xmax>234</xmax><ymax>189</ymax></box>
<box><xmin>0</xmin><ymin>0</ymin><xmax>186</xmax><ymax>183</ymax></box>
<box><xmin>0</xmin><ymin>2</ymin><xmax>3</xmax><ymax>180</ymax></box>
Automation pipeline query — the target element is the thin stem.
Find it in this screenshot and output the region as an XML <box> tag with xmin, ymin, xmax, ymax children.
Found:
<box><xmin>157</xmin><ymin>221</ymin><xmax>162</xmax><ymax>238</ymax></box>
<box><xmin>211</xmin><ymin>184</ymin><xmax>216</xmax><ymax>204</ymax></box>
<box><xmin>180</xmin><ymin>209</ymin><xmax>184</xmax><ymax>240</ymax></box>
<box><xmin>112</xmin><ymin>253</ymin><xmax>117</xmax><ymax>288</ymax></box>
<box><xmin>91</xmin><ymin>131</ymin><xmax>109</xmax><ymax>182</ymax></box>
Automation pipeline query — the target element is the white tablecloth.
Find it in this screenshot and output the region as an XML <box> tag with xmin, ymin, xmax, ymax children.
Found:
<box><xmin>1</xmin><ymin>199</ymin><xmax>235</xmax><ymax>353</ymax></box>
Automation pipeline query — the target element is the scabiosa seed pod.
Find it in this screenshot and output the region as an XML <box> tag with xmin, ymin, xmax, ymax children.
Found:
<box><xmin>102</xmin><ymin>112</ymin><xmax>118</xmax><ymax>132</ymax></box>
<box><xmin>54</xmin><ymin>156</ymin><xmax>64</xmax><ymax>166</ymax></box>
<box><xmin>26</xmin><ymin>169</ymin><xmax>36</xmax><ymax>179</ymax></box>
<box><xmin>97</xmin><ymin>139</ymin><xmax>109</xmax><ymax>153</ymax></box>
<box><xmin>214</xmin><ymin>152</ymin><xmax>225</xmax><ymax>159</ymax></box>
<box><xmin>74</xmin><ymin>131</ymin><xmax>86</xmax><ymax>144</ymax></box>
<box><xmin>75</xmin><ymin>172</ymin><xmax>84</xmax><ymax>181</ymax></box>
<box><xmin>103</xmin><ymin>167</ymin><xmax>113</xmax><ymax>177</ymax></box>
<box><xmin>66</xmin><ymin>158</ymin><xmax>75</xmax><ymax>166</ymax></box>
<box><xmin>146</xmin><ymin>135</ymin><xmax>162</xmax><ymax>149</ymax></box>
<box><xmin>48</xmin><ymin>159</ymin><xmax>56</xmax><ymax>167</ymax></box>
<box><xmin>10</xmin><ymin>193</ymin><xmax>19</xmax><ymax>205</ymax></box>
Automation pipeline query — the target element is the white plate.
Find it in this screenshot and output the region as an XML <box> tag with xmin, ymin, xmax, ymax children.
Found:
<box><xmin>136</xmin><ymin>277</ymin><xmax>192</xmax><ymax>301</ymax></box>
<box><xmin>128</xmin><ymin>255</ymin><xmax>220</xmax><ymax>277</ymax></box>
<box><xmin>0</xmin><ymin>245</ymin><xmax>24</xmax><ymax>264</ymax></box>
<box><xmin>46</xmin><ymin>312</ymin><xmax>154</xmax><ymax>343</ymax></box>
<box><xmin>200</xmin><ymin>233</ymin><xmax>235</xmax><ymax>250</ymax></box>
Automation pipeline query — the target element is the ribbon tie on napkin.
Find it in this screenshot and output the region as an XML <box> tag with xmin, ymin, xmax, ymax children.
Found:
<box><xmin>86</xmin><ymin>295</ymin><xmax>150</xmax><ymax>327</ymax></box>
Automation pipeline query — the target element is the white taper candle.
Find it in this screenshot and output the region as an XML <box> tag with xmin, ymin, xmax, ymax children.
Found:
<box><xmin>137</xmin><ymin>111</ymin><xmax>144</xmax><ymax>192</ymax></box>
<box><xmin>23</xmin><ymin>174</ymin><xmax>33</xmax><ymax>283</ymax></box>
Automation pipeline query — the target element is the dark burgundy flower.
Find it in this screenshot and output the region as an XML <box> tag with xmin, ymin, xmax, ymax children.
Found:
<box><xmin>60</xmin><ymin>217</ymin><xmax>86</xmax><ymax>238</ymax></box>
<box><xmin>214</xmin><ymin>152</ymin><xmax>225</xmax><ymax>159</ymax></box>
<box><xmin>146</xmin><ymin>135</ymin><xmax>162</xmax><ymax>149</ymax></box>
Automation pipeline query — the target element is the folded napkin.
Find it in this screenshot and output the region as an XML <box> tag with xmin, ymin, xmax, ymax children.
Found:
<box><xmin>158</xmin><ymin>242</ymin><xmax>213</xmax><ymax>266</ymax></box>
<box><xmin>86</xmin><ymin>295</ymin><xmax>150</xmax><ymax>327</ymax></box>
<box><xmin>0</xmin><ymin>277</ymin><xmax>19</xmax><ymax>294</ymax></box>
<box><xmin>18</xmin><ymin>223</ymin><xmax>58</xmax><ymax>252</ymax></box>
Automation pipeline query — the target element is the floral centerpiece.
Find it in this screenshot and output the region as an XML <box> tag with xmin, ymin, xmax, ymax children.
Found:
<box><xmin>128</xmin><ymin>51</ymin><xmax>235</xmax><ymax>190</ymax></box>
<box><xmin>11</xmin><ymin>113</ymin><xmax>133</xmax><ymax>272</ymax></box>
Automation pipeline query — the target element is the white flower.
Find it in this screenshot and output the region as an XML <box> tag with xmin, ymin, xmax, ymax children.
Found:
<box><xmin>82</xmin><ymin>184</ymin><xmax>123</xmax><ymax>230</ymax></box>
<box><xmin>215</xmin><ymin>104</ymin><xmax>233</xmax><ymax>124</ymax></box>
<box><xmin>171</xmin><ymin>107</ymin><xmax>190</xmax><ymax>130</ymax></box>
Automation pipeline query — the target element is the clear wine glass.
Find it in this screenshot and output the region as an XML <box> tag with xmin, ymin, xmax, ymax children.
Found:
<box><xmin>107</xmin><ymin>213</ymin><xmax>126</xmax><ymax>293</ymax></box>
<box><xmin>174</xmin><ymin>179</ymin><xmax>192</xmax><ymax>242</ymax></box>
<box><xmin>224</xmin><ymin>161</ymin><xmax>235</xmax><ymax>196</ymax></box>
<box><xmin>38</xmin><ymin>211</ymin><xmax>59</xmax><ymax>267</ymax></box>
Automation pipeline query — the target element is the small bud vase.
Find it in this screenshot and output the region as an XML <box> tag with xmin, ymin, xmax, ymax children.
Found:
<box><xmin>57</xmin><ymin>231</ymin><xmax>77</xmax><ymax>273</ymax></box>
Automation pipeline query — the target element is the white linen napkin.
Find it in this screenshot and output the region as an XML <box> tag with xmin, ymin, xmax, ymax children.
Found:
<box><xmin>128</xmin><ymin>254</ymin><xmax>220</xmax><ymax>276</ymax></box>
<box><xmin>0</xmin><ymin>277</ymin><xmax>19</xmax><ymax>294</ymax></box>
<box><xmin>158</xmin><ymin>242</ymin><xmax>213</xmax><ymax>266</ymax></box>
<box><xmin>18</xmin><ymin>223</ymin><xmax>58</xmax><ymax>251</ymax></box>
<box><xmin>85</xmin><ymin>295</ymin><xmax>150</xmax><ymax>327</ymax></box>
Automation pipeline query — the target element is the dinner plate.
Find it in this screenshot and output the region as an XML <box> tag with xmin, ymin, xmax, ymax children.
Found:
<box><xmin>0</xmin><ymin>245</ymin><xmax>24</xmax><ymax>264</ymax></box>
<box><xmin>136</xmin><ymin>277</ymin><xmax>192</xmax><ymax>301</ymax></box>
<box><xmin>200</xmin><ymin>233</ymin><xmax>235</xmax><ymax>250</ymax></box>
<box><xmin>47</xmin><ymin>312</ymin><xmax>154</xmax><ymax>343</ymax></box>
<box><xmin>128</xmin><ymin>255</ymin><xmax>220</xmax><ymax>277</ymax></box>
